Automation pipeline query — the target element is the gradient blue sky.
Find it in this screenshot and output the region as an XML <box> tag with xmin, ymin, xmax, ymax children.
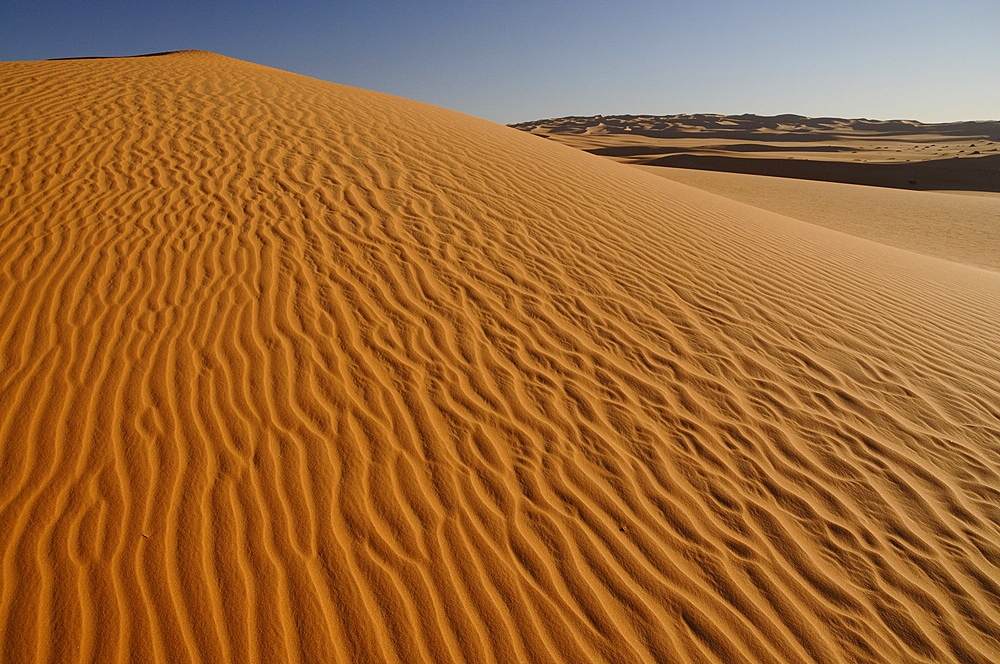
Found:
<box><xmin>2</xmin><ymin>1</ymin><xmax>997</xmax><ymax>124</ymax></box>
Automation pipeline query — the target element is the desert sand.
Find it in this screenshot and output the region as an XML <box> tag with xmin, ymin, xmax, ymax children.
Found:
<box><xmin>634</xmin><ymin>168</ymin><xmax>1000</xmax><ymax>272</ymax></box>
<box><xmin>513</xmin><ymin>114</ymin><xmax>1000</xmax><ymax>193</ymax></box>
<box><xmin>516</xmin><ymin>113</ymin><xmax>1000</xmax><ymax>272</ymax></box>
<box><xmin>2</xmin><ymin>51</ymin><xmax>999</xmax><ymax>664</ymax></box>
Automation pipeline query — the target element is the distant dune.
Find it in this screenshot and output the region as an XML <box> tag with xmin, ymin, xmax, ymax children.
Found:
<box><xmin>513</xmin><ymin>113</ymin><xmax>1000</xmax><ymax>193</ymax></box>
<box><xmin>2</xmin><ymin>52</ymin><xmax>1000</xmax><ymax>664</ymax></box>
<box><xmin>515</xmin><ymin>113</ymin><xmax>1000</xmax><ymax>272</ymax></box>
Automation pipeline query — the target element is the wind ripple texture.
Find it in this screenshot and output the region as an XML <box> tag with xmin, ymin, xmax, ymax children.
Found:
<box><xmin>1</xmin><ymin>51</ymin><xmax>999</xmax><ymax>664</ymax></box>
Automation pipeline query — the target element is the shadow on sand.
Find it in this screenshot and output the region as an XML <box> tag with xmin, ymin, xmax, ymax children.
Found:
<box><xmin>643</xmin><ymin>153</ymin><xmax>1000</xmax><ymax>193</ymax></box>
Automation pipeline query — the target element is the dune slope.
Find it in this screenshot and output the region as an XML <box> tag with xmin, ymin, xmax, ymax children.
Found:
<box><xmin>1</xmin><ymin>51</ymin><xmax>999</xmax><ymax>664</ymax></box>
<box><xmin>634</xmin><ymin>166</ymin><xmax>1000</xmax><ymax>272</ymax></box>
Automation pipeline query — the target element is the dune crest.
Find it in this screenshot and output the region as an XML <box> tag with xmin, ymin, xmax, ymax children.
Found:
<box><xmin>2</xmin><ymin>52</ymin><xmax>999</xmax><ymax>663</ymax></box>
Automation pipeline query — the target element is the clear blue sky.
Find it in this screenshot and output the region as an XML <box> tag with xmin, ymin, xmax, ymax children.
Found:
<box><xmin>2</xmin><ymin>1</ymin><xmax>997</xmax><ymax>124</ymax></box>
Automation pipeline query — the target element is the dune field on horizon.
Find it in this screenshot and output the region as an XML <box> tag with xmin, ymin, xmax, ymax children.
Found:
<box><xmin>1</xmin><ymin>51</ymin><xmax>999</xmax><ymax>664</ymax></box>
<box><xmin>515</xmin><ymin>113</ymin><xmax>1000</xmax><ymax>272</ymax></box>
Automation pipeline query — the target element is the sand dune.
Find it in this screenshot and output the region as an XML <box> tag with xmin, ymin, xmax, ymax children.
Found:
<box><xmin>2</xmin><ymin>51</ymin><xmax>1000</xmax><ymax>664</ymax></box>
<box><xmin>634</xmin><ymin>167</ymin><xmax>1000</xmax><ymax>272</ymax></box>
<box><xmin>514</xmin><ymin>114</ymin><xmax>1000</xmax><ymax>193</ymax></box>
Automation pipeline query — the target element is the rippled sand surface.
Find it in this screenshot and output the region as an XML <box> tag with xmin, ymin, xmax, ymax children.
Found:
<box><xmin>2</xmin><ymin>52</ymin><xmax>999</xmax><ymax>663</ymax></box>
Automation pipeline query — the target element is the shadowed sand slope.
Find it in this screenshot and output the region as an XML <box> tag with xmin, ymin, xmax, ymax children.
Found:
<box><xmin>2</xmin><ymin>52</ymin><xmax>1000</xmax><ymax>664</ymax></box>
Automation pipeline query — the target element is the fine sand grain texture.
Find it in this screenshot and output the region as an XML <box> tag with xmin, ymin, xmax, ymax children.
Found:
<box><xmin>2</xmin><ymin>52</ymin><xmax>1000</xmax><ymax>664</ymax></box>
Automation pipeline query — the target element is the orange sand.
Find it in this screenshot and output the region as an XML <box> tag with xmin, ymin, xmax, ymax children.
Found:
<box><xmin>635</xmin><ymin>167</ymin><xmax>1000</xmax><ymax>272</ymax></box>
<box><xmin>2</xmin><ymin>52</ymin><xmax>999</xmax><ymax>664</ymax></box>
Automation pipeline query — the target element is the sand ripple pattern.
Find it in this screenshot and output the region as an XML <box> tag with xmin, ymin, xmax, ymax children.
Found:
<box><xmin>1</xmin><ymin>52</ymin><xmax>999</xmax><ymax>663</ymax></box>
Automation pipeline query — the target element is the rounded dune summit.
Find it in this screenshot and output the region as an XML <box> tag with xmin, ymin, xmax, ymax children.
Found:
<box><xmin>1</xmin><ymin>51</ymin><xmax>999</xmax><ymax>664</ymax></box>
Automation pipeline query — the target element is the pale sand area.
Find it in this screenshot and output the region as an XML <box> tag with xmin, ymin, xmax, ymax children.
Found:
<box><xmin>635</xmin><ymin>166</ymin><xmax>1000</xmax><ymax>272</ymax></box>
<box><xmin>2</xmin><ymin>52</ymin><xmax>1000</xmax><ymax>664</ymax></box>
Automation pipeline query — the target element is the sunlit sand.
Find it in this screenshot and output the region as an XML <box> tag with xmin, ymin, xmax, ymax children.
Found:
<box><xmin>2</xmin><ymin>52</ymin><xmax>999</xmax><ymax>663</ymax></box>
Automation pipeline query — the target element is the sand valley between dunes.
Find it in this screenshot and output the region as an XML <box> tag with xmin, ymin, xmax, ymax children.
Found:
<box><xmin>2</xmin><ymin>51</ymin><xmax>1000</xmax><ymax>664</ymax></box>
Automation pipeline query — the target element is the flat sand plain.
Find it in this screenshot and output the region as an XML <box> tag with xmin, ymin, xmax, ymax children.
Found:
<box><xmin>2</xmin><ymin>52</ymin><xmax>1000</xmax><ymax>664</ymax></box>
